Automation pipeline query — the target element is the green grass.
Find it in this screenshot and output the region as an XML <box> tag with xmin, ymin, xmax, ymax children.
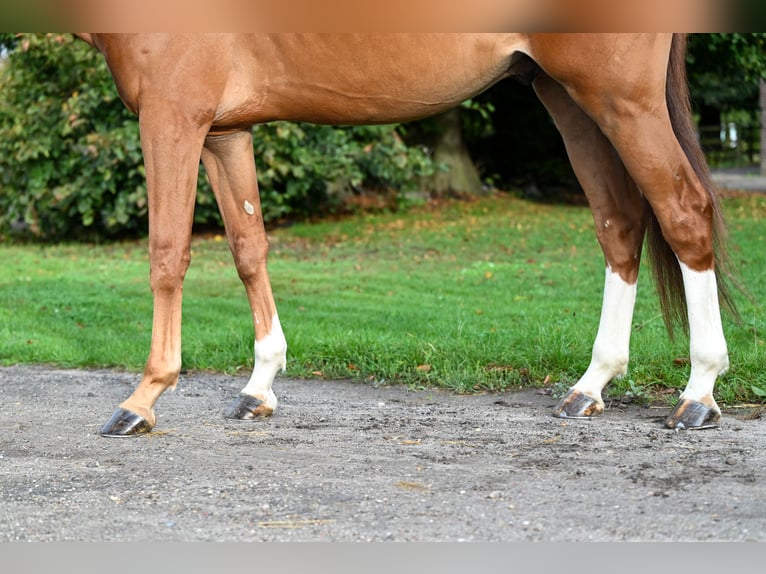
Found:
<box><xmin>1</xmin><ymin>193</ymin><xmax>764</xmax><ymax>406</ymax></box>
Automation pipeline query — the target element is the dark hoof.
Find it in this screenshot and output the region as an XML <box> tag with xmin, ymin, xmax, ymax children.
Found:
<box><xmin>224</xmin><ymin>393</ymin><xmax>273</xmax><ymax>420</ymax></box>
<box><xmin>100</xmin><ymin>408</ymin><xmax>153</xmax><ymax>437</ymax></box>
<box><xmin>665</xmin><ymin>398</ymin><xmax>720</xmax><ymax>430</ymax></box>
<box><xmin>553</xmin><ymin>389</ymin><xmax>603</xmax><ymax>419</ymax></box>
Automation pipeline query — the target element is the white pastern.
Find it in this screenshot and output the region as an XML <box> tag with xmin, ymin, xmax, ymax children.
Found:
<box><xmin>573</xmin><ymin>267</ymin><xmax>637</xmax><ymax>399</ymax></box>
<box><xmin>678</xmin><ymin>263</ymin><xmax>728</xmax><ymax>403</ymax></box>
<box><xmin>241</xmin><ymin>314</ymin><xmax>287</xmax><ymax>408</ymax></box>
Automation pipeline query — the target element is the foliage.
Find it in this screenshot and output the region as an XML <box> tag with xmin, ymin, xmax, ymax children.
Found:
<box><xmin>0</xmin><ymin>33</ymin><xmax>434</xmax><ymax>241</ymax></box>
<box><xmin>0</xmin><ymin>34</ymin><xmax>146</xmax><ymax>240</ymax></box>
<box><xmin>252</xmin><ymin>122</ymin><xmax>435</xmax><ymax>223</ymax></box>
<box><xmin>687</xmin><ymin>33</ymin><xmax>766</xmax><ymax>113</ymax></box>
<box><xmin>689</xmin><ymin>33</ymin><xmax>766</xmax><ymax>82</ymax></box>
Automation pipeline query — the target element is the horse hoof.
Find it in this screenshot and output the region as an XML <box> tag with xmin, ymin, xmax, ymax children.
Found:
<box><xmin>552</xmin><ymin>389</ymin><xmax>603</xmax><ymax>419</ymax></box>
<box><xmin>665</xmin><ymin>398</ymin><xmax>720</xmax><ymax>430</ymax></box>
<box><xmin>100</xmin><ymin>407</ymin><xmax>153</xmax><ymax>437</ymax></box>
<box><xmin>224</xmin><ymin>393</ymin><xmax>274</xmax><ymax>420</ymax></box>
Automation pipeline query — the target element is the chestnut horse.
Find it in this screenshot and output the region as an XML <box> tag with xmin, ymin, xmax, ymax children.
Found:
<box><xmin>74</xmin><ymin>34</ymin><xmax>734</xmax><ymax>436</ymax></box>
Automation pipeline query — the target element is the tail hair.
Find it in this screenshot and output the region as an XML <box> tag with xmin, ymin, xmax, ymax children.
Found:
<box><xmin>645</xmin><ymin>33</ymin><xmax>739</xmax><ymax>338</ymax></box>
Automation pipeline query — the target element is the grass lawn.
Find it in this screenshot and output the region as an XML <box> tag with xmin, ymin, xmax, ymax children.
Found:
<box><xmin>1</xmin><ymin>192</ymin><xmax>764</xmax><ymax>406</ymax></box>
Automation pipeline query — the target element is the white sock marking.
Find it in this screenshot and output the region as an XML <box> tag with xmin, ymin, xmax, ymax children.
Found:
<box><xmin>678</xmin><ymin>263</ymin><xmax>728</xmax><ymax>403</ymax></box>
<box><xmin>573</xmin><ymin>267</ymin><xmax>637</xmax><ymax>400</ymax></box>
<box><xmin>241</xmin><ymin>314</ymin><xmax>287</xmax><ymax>408</ymax></box>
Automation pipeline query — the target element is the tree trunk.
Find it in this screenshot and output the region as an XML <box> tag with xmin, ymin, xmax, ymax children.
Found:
<box><xmin>424</xmin><ymin>107</ymin><xmax>484</xmax><ymax>196</ymax></box>
<box><xmin>760</xmin><ymin>78</ymin><xmax>765</xmax><ymax>177</ymax></box>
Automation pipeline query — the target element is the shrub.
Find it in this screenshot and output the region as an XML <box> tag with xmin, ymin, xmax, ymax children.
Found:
<box><xmin>0</xmin><ymin>34</ymin><xmax>434</xmax><ymax>241</ymax></box>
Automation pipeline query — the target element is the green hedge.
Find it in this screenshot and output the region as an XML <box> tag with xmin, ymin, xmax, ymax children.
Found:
<box><xmin>0</xmin><ymin>34</ymin><xmax>435</xmax><ymax>241</ymax></box>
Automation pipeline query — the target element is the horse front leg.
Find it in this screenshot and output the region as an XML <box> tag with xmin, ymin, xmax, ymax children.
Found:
<box><xmin>100</xmin><ymin>107</ymin><xmax>209</xmax><ymax>437</ymax></box>
<box><xmin>534</xmin><ymin>73</ymin><xmax>648</xmax><ymax>419</ymax></box>
<box><xmin>201</xmin><ymin>131</ymin><xmax>286</xmax><ymax>420</ymax></box>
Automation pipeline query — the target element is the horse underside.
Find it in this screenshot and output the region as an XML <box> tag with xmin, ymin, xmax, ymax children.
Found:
<box><xmin>86</xmin><ymin>33</ymin><xmax>731</xmax><ymax>437</ymax></box>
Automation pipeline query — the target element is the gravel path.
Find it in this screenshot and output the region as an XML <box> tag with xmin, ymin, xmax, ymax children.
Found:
<box><xmin>1</xmin><ymin>365</ymin><xmax>764</xmax><ymax>541</ymax></box>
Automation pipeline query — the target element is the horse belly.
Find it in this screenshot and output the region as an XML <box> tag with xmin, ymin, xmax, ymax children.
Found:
<box><xmin>214</xmin><ymin>34</ymin><xmax>527</xmax><ymax>128</ymax></box>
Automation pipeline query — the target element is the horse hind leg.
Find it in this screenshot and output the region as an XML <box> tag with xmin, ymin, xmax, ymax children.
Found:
<box><xmin>534</xmin><ymin>35</ymin><xmax>729</xmax><ymax>429</ymax></box>
<box><xmin>533</xmin><ymin>72</ymin><xmax>648</xmax><ymax>419</ymax></box>
<box><xmin>201</xmin><ymin>130</ymin><xmax>286</xmax><ymax>420</ymax></box>
<box><xmin>601</xmin><ymin>66</ymin><xmax>728</xmax><ymax>430</ymax></box>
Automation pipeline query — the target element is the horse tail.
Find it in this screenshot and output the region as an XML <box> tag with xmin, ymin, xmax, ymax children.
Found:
<box><xmin>645</xmin><ymin>32</ymin><xmax>739</xmax><ymax>337</ymax></box>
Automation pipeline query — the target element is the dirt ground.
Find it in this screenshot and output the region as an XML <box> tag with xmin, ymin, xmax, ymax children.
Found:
<box><xmin>0</xmin><ymin>364</ymin><xmax>764</xmax><ymax>542</ymax></box>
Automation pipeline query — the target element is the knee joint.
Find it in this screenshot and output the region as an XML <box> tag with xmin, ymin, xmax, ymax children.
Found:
<box><xmin>231</xmin><ymin>235</ymin><xmax>269</xmax><ymax>281</ymax></box>
<box><xmin>150</xmin><ymin>246</ymin><xmax>191</xmax><ymax>292</ymax></box>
